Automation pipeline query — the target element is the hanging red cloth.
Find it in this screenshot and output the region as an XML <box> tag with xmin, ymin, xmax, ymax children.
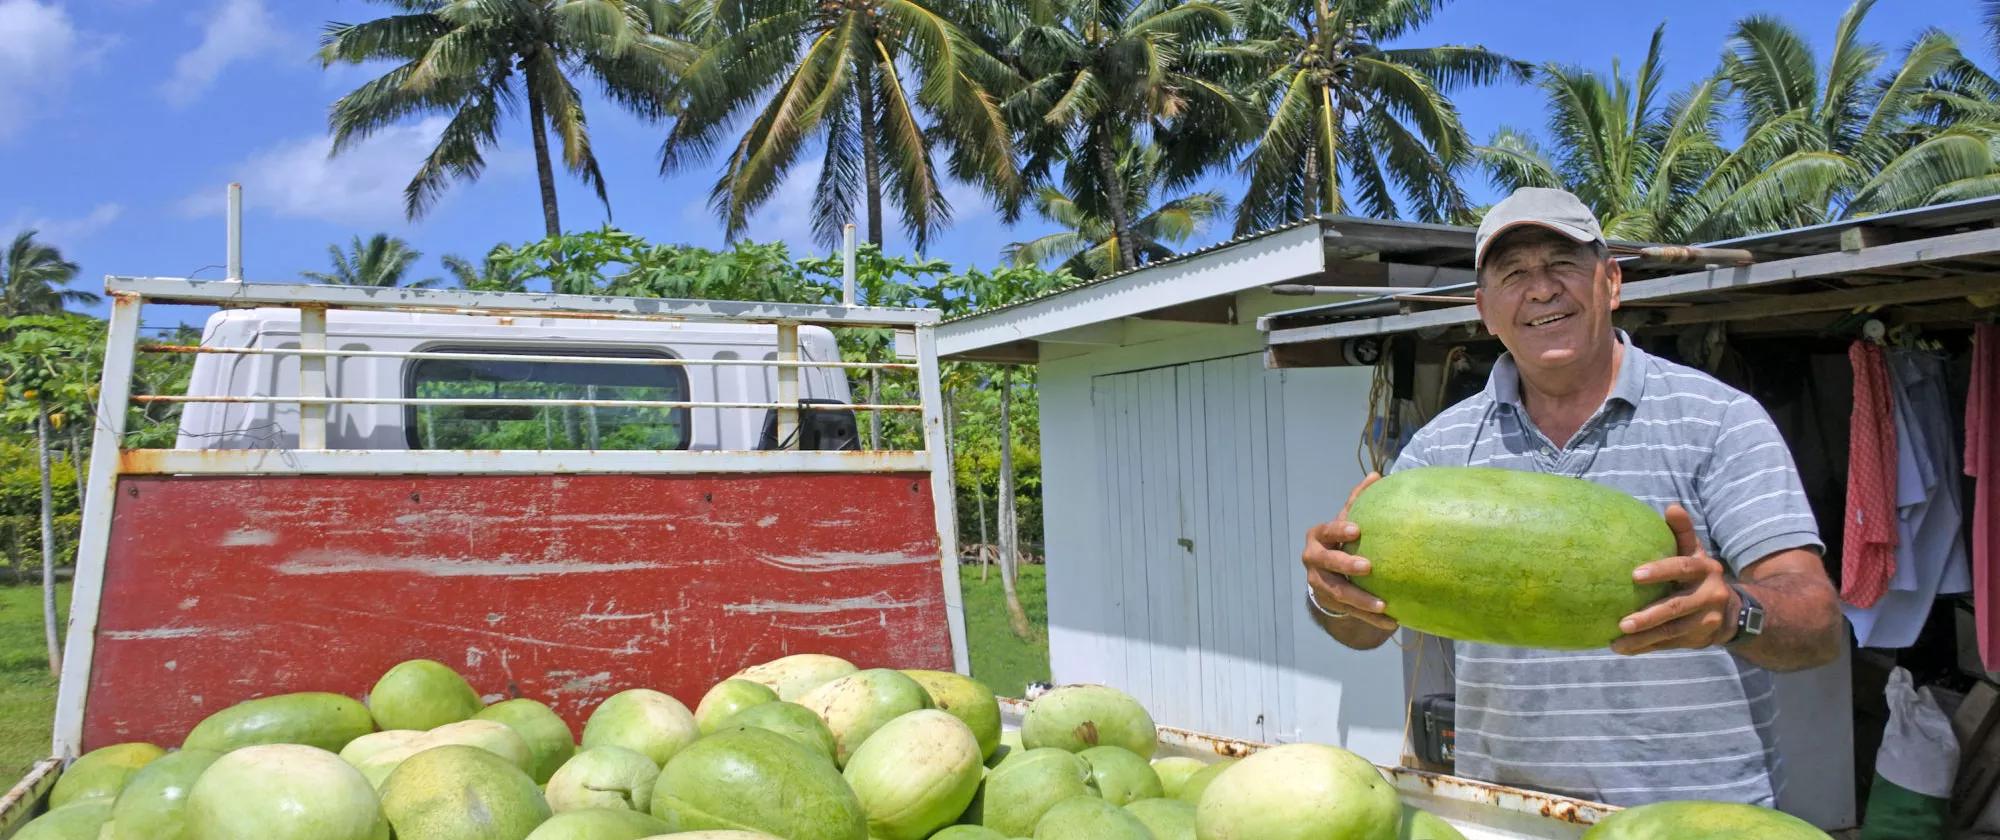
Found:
<box><xmin>1844</xmin><ymin>340</ymin><xmax>1898</xmax><ymax>609</ymax></box>
<box><xmin>1967</xmin><ymin>324</ymin><xmax>2000</xmax><ymax>671</ymax></box>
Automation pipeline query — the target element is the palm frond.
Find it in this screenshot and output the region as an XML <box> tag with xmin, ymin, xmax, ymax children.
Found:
<box><xmin>1847</xmin><ymin>129</ymin><xmax>1997</xmax><ymax>214</ymax></box>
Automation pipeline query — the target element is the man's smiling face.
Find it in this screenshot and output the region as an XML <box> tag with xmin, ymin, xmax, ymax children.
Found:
<box><xmin>1474</xmin><ymin>227</ymin><xmax>1623</xmax><ymax>377</ymax></box>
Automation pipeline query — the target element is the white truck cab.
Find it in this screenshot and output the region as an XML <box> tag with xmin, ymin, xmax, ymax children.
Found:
<box><xmin>177</xmin><ymin>308</ymin><xmax>856</xmax><ymax>451</ymax></box>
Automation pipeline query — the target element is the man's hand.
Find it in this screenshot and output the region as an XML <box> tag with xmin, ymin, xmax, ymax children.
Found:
<box><xmin>1301</xmin><ymin>473</ymin><xmax>1399</xmax><ymax>637</ymax></box>
<box><xmin>1611</xmin><ymin>504</ymin><xmax>1739</xmax><ymax>655</ymax></box>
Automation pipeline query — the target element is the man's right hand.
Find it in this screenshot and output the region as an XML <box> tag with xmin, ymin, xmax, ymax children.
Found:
<box><xmin>1301</xmin><ymin>472</ymin><xmax>1400</xmax><ymax>635</ymax></box>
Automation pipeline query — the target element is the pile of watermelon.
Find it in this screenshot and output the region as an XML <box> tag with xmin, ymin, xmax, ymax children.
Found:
<box><xmin>17</xmin><ymin>653</ymin><xmax>1828</xmax><ymax>840</ymax></box>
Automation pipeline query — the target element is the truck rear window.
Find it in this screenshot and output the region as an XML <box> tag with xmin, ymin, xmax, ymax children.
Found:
<box><xmin>405</xmin><ymin>348</ymin><xmax>691</xmax><ymax>450</ymax></box>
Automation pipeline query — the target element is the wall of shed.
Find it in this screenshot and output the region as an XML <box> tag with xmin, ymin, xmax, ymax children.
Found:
<box><xmin>1036</xmin><ymin>320</ymin><xmax>1411</xmax><ymax>763</ymax></box>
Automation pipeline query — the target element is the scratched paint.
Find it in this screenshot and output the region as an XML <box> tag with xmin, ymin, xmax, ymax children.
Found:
<box><xmin>82</xmin><ymin>473</ymin><xmax>952</xmax><ymax>750</ymax></box>
<box><xmin>751</xmin><ymin>550</ymin><xmax>934</xmax><ymax>572</ymax></box>
<box><xmin>722</xmin><ymin>594</ymin><xmax>929</xmax><ymax>615</ymax></box>
<box><xmin>275</xmin><ymin>550</ymin><xmax>658</xmax><ymax>577</ymax></box>
<box><xmin>219</xmin><ymin>528</ymin><xmax>276</xmax><ymax>546</ymax></box>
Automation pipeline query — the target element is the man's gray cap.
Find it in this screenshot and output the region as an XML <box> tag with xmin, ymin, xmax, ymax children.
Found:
<box><xmin>1475</xmin><ymin>187</ymin><xmax>1605</xmax><ymax>269</ymax></box>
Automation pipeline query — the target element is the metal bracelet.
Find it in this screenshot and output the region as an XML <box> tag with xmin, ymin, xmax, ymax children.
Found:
<box><xmin>1305</xmin><ymin>584</ymin><xmax>1349</xmax><ymax>619</ymax></box>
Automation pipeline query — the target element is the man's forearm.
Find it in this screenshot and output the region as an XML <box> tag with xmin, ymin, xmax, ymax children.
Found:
<box><xmin>1728</xmin><ymin>568</ymin><xmax>1843</xmax><ymax>672</ymax></box>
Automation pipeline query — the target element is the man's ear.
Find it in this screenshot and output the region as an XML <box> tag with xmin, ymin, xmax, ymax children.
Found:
<box><xmin>1474</xmin><ymin>284</ymin><xmax>1492</xmax><ymax>329</ymax></box>
<box><xmin>1604</xmin><ymin>256</ymin><xmax>1623</xmax><ymax>311</ymax></box>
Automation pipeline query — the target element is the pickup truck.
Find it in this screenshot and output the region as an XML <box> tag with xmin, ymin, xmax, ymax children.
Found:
<box><xmin>0</xmin><ymin>276</ymin><xmax>1611</xmax><ymax>839</ymax></box>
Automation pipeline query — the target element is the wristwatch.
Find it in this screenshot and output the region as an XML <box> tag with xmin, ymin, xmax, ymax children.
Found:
<box><xmin>1725</xmin><ymin>583</ymin><xmax>1765</xmax><ymax>647</ymax></box>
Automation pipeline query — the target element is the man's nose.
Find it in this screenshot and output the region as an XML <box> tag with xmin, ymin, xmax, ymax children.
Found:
<box><xmin>1524</xmin><ymin>270</ymin><xmax>1563</xmax><ymax>303</ymax></box>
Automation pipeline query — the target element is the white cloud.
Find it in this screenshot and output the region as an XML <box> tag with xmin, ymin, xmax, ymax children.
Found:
<box><xmin>181</xmin><ymin>117</ymin><xmax>454</xmax><ymax>227</ymax></box>
<box><xmin>0</xmin><ymin>0</ymin><xmax>98</xmax><ymax>141</ymax></box>
<box><xmin>11</xmin><ymin>203</ymin><xmax>124</xmax><ymax>244</ymax></box>
<box><xmin>161</xmin><ymin>0</ymin><xmax>291</xmax><ymax>107</ymax></box>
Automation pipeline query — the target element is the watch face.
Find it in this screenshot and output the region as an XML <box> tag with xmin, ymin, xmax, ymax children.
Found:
<box><xmin>1743</xmin><ymin>609</ymin><xmax>1765</xmax><ymax>636</ymax></box>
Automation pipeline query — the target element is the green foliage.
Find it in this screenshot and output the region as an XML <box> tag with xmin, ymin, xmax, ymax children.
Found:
<box><xmin>319</xmin><ymin>0</ymin><xmax>691</xmax><ymax>234</ymax></box>
<box><xmin>0</xmin><ymin>316</ymin><xmax>103</xmax><ymax>432</ymax></box>
<box><xmin>303</xmin><ymin>233</ymin><xmax>441</xmax><ymax>288</ymax></box>
<box><xmin>1232</xmin><ymin>0</ymin><xmax>1530</xmax><ymax>229</ymax></box>
<box><xmin>0</xmin><ymin>442</ymin><xmax>79</xmax><ymax>576</ymax></box>
<box><xmin>2</xmin><ymin>231</ymin><xmax>99</xmax><ymax>317</ymax></box>
<box><xmin>1005</xmin><ymin>142</ymin><xmax>1229</xmax><ymax>279</ymax></box>
<box><xmin>442</xmin><ymin>245</ymin><xmax>533</xmax><ymax>292</ymax></box>
<box><xmin>662</xmin><ymin>0</ymin><xmax>1020</xmax><ymax>249</ymax></box>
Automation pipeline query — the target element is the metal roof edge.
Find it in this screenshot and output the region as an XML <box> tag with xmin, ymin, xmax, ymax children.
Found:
<box><xmin>940</xmin><ymin>216</ymin><xmax>1325</xmax><ymax>327</ymax></box>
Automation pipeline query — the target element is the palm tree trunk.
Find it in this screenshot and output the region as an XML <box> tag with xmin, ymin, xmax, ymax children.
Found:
<box><xmin>37</xmin><ymin>410</ymin><xmax>62</xmax><ymax>676</ymax></box>
<box><xmin>525</xmin><ymin>67</ymin><xmax>563</xmax><ymax>238</ymax></box>
<box><xmin>69</xmin><ymin>425</ymin><xmax>85</xmax><ymax>505</ymax></box>
<box><xmin>856</xmin><ymin>57</ymin><xmax>886</xmax><ymax>247</ymax></box>
<box><xmin>997</xmin><ymin>370</ymin><xmax>1032</xmax><ymax>639</ymax></box>
<box><xmin>1094</xmin><ymin>125</ymin><xmax>1136</xmax><ymax>272</ymax></box>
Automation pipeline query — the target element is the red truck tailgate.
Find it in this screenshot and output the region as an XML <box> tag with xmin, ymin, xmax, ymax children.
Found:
<box><xmin>83</xmin><ymin>472</ymin><xmax>952</xmax><ymax>749</ymax></box>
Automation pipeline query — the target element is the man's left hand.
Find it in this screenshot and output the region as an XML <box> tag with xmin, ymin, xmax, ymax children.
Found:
<box><xmin>1611</xmin><ymin>504</ymin><xmax>1738</xmax><ymax>655</ymax></box>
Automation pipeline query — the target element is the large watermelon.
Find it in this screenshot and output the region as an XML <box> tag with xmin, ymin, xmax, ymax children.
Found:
<box><xmin>1346</xmin><ymin>466</ymin><xmax>1676</xmax><ymax>649</ymax></box>
<box><xmin>1581</xmin><ymin>800</ymin><xmax>1831</xmax><ymax>839</ymax></box>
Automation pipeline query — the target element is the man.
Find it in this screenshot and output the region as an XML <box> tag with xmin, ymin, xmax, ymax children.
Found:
<box><xmin>1300</xmin><ymin>187</ymin><xmax>1843</xmax><ymax>808</ymax></box>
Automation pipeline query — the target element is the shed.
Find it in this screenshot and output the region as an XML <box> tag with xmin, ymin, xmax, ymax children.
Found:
<box><xmin>937</xmin><ymin>197</ymin><xmax>2000</xmax><ymax>831</ymax></box>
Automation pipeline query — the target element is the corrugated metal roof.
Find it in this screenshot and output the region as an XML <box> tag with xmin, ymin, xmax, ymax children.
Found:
<box><xmin>1699</xmin><ymin>194</ymin><xmax>2000</xmax><ymax>257</ymax></box>
<box><xmin>1259</xmin><ymin>196</ymin><xmax>2000</xmax><ymax>333</ymax></box>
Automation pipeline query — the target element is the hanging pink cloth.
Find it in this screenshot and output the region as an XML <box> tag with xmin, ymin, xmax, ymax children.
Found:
<box><xmin>1843</xmin><ymin>340</ymin><xmax>1898</xmax><ymax>609</ymax></box>
<box><xmin>1967</xmin><ymin>324</ymin><xmax>1999</xmax><ymax>671</ymax></box>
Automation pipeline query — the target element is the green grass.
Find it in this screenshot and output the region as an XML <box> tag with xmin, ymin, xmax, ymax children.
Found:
<box><xmin>960</xmin><ymin>563</ymin><xmax>1050</xmax><ymax>700</ymax></box>
<box><xmin>0</xmin><ymin>582</ymin><xmax>64</xmax><ymax>783</ymax></box>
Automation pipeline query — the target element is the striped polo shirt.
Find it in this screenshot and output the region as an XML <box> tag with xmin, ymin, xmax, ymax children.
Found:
<box><xmin>1388</xmin><ymin>330</ymin><xmax>1823</xmax><ymax>807</ymax></box>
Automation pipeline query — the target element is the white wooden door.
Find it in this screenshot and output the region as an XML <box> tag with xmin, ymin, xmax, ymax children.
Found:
<box><xmin>1090</xmin><ymin>353</ymin><xmax>1296</xmax><ymax>742</ymax></box>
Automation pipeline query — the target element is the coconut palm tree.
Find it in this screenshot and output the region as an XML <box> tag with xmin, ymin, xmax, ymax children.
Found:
<box><xmin>442</xmin><ymin>245</ymin><xmax>532</xmax><ymax>292</ymax></box>
<box><xmin>1</xmin><ymin>231</ymin><xmax>99</xmax><ymax>317</ymax></box>
<box><xmin>1698</xmin><ymin>0</ymin><xmax>1998</xmax><ymax>234</ymax></box>
<box><xmin>319</xmin><ymin>1</ymin><xmax>693</xmax><ymax>237</ymax></box>
<box><xmin>1004</xmin><ymin>141</ymin><xmax>1228</xmax><ymax>278</ymax></box>
<box><xmin>1000</xmin><ymin>0</ymin><xmax>1254</xmax><ymax>273</ymax></box>
<box><xmin>662</xmin><ymin>0</ymin><xmax>1019</xmax><ymax>251</ymax></box>
<box><xmin>304</xmin><ymin>234</ymin><xmax>441</xmax><ymax>288</ymax></box>
<box><xmin>1232</xmin><ymin>0</ymin><xmax>1528</xmax><ymax>231</ymax></box>
<box><xmin>1474</xmin><ymin>26</ymin><xmax>1731</xmax><ymax>243</ymax></box>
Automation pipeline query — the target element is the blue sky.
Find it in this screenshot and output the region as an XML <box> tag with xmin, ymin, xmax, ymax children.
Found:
<box><xmin>0</xmin><ymin>0</ymin><xmax>1988</xmax><ymax>331</ymax></box>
